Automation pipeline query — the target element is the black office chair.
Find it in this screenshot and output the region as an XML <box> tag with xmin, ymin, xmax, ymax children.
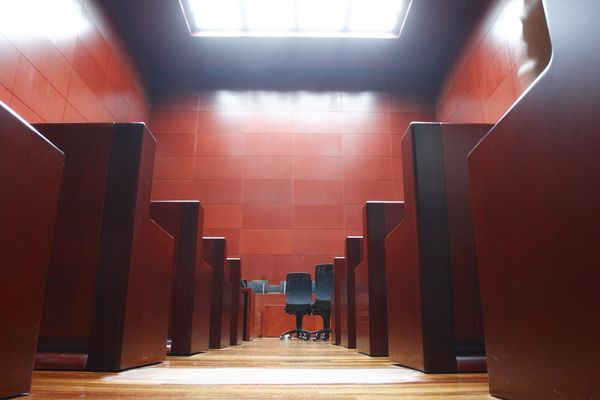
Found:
<box><xmin>280</xmin><ymin>272</ymin><xmax>313</xmax><ymax>340</ymax></box>
<box><xmin>310</xmin><ymin>264</ymin><xmax>334</xmax><ymax>341</ymax></box>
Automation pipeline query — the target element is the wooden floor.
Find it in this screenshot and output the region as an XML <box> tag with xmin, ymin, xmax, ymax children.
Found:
<box><xmin>30</xmin><ymin>338</ymin><xmax>490</xmax><ymax>399</ymax></box>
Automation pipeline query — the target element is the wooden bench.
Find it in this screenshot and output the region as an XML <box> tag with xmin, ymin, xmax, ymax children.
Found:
<box><xmin>202</xmin><ymin>237</ymin><xmax>231</xmax><ymax>349</ymax></box>
<box><xmin>228</xmin><ymin>258</ymin><xmax>244</xmax><ymax>345</ymax></box>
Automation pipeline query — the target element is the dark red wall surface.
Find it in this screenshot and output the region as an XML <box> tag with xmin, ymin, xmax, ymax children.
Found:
<box><xmin>0</xmin><ymin>0</ymin><xmax>149</xmax><ymax>124</ymax></box>
<box><xmin>469</xmin><ymin>0</ymin><xmax>600</xmax><ymax>398</ymax></box>
<box><xmin>0</xmin><ymin>103</ymin><xmax>64</xmax><ymax>398</ymax></box>
<box><xmin>150</xmin><ymin>91</ymin><xmax>435</xmax><ymax>281</ymax></box>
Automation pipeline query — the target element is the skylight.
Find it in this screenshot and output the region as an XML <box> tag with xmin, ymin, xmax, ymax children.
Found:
<box><xmin>180</xmin><ymin>0</ymin><xmax>412</xmax><ymax>39</ymax></box>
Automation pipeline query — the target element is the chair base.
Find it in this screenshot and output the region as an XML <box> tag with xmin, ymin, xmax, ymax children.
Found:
<box><xmin>309</xmin><ymin>329</ymin><xmax>331</xmax><ymax>341</ymax></box>
<box><xmin>280</xmin><ymin>329</ymin><xmax>311</xmax><ymax>341</ymax></box>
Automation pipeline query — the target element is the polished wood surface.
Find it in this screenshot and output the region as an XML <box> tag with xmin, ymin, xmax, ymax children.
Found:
<box><xmin>341</xmin><ymin>236</ymin><xmax>362</xmax><ymax>349</ymax></box>
<box><xmin>28</xmin><ymin>338</ymin><xmax>489</xmax><ymax>399</ymax></box>
<box><xmin>228</xmin><ymin>258</ymin><xmax>244</xmax><ymax>345</ymax></box>
<box><xmin>355</xmin><ymin>202</ymin><xmax>404</xmax><ymax>357</ymax></box>
<box><xmin>332</xmin><ymin>257</ymin><xmax>345</xmax><ymax>345</ymax></box>
<box><xmin>202</xmin><ymin>237</ymin><xmax>231</xmax><ymax>349</ymax></box>
<box><xmin>34</xmin><ymin>123</ymin><xmax>174</xmax><ymax>371</ymax></box>
<box><xmin>150</xmin><ymin>201</ymin><xmax>211</xmax><ymax>355</ymax></box>
<box><xmin>0</xmin><ymin>103</ymin><xmax>64</xmax><ymax>398</ymax></box>
<box><xmin>386</xmin><ymin>123</ymin><xmax>489</xmax><ymax>373</ymax></box>
<box><xmin>241</xmin><ymin>288</ymin><xmax>256</xmax><ymax>341</ymax></box>
<box><xmin>468</xmin><ymin>1</ymin><xmax>600</xmax><ymax>398</ymax></box>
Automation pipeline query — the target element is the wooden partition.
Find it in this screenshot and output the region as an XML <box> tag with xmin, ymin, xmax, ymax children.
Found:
<box><xmin>34</xmin><ymin>123</ymin><xmax>174</xmax><ymax>372</ymax></box>
<box><xmin>469</xmin><ymin>1</ymin><xmax>600</xmax><ymax>397</ymax></box>
<box><xmin>241</xmin><ymin>288</ymin><xmax>255</xmax><ymax>341</ymax></box>
<box><xmin>355</xmin><ymin>202</ymin><xmax>404</xmax><ymax>356</ymax></box>
<box><xmin>228</xmin><ymin>258</ymin><xmax>244</xmax><ymax>345</ymax></box>
<box><xmin>150</xmin><ymin>201</ymin><xmax>211</xmax><ymax>355</ymax></box>
<box><xmin>332</xmin><ymin>257</ymin><xmax>345</xmax><ymax>345</ymax></box>
<box><xmin>341</xmin><ymin>236</ymin><xmax>362</xmax><ymax>349</ymax></box>
<box><xmin>0</xmin><ymin>104</ymin><xmax>64</xmax><ymax>398</ymax></box>
<box><xmin>386</xmin><ymin>123</ymin><xmax>490</xmax><ymax>373</ymax></box>
<box><xmin>202</xmin><ymin>237</ymin><xmax>231</xmax><ymax>349</ymax></box>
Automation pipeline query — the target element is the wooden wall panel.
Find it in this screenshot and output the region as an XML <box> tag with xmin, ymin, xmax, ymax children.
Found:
<box><xmin>469</xmin><ymin>1</ymin><xmax>600</xmax><ymax>398</ymax></box>
<box><xmin>386</xmin><ymin>123</ymin><xmax>489</xmax><ymax>373</ymax></box>
<box><xmin>150</xmin><ymin>200</ymin><xmax>211</xmax><ymax>355</ymax></box>
<box><xmin>341</xmin><ymin>236</ymin><xmax>362</xmax><ymax>349</ymax></box>
<box><xmin>35</xmin><ymin>123</ymin><xmax>173</xmax><ymax>371</ymax></box>
<box><xmin>0</xmin><ymin>103</ymin><xmax>64</xmax><ymax>398</ymax></box>
<box><xmin>355</xmin><ymin>202</ymin><xmax>404</xmax><ymax>356</ymax></box>
<box><xmin>202</xmin><ymin>237</ymin><xmax>231</xmax><ymax>349</ymax></box>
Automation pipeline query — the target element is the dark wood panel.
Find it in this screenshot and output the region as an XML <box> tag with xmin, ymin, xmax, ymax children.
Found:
<box><xmin>202</xmin><ymin>237</ymin><xmax>230</xmax><ymax>349</ymax></box>
<box><xmin>228</xmin><ymin>258</ymin><xmax>244</xmax><ymax>345</ymax></box>
<box><xmin>241</xmin><ymin>288</ymin><xmax>255</xmax><ymax>341</ymax></box>
<box><xmin>468</xmin><ymin>1</ymin><xmax>600</xmax><ymax>398</ymax></box>
<box><xmin>34</xmin><ymin>123</ymin><xmax>174</xmax><ymax>371</ymax></box>
<box><xmin>150</xmin><ymin>201</ymin><xmax>211</xmax><ymax>355</ymax></box>
<box><xmin>341</xmin><ymin>236</ymin><xmax>362</xmax><ymax>349</ymax></box>
<box><xmin>0</xmin><ymin>103</ymin><xmax>64</xmax><ymax>398</ymax></box>
<box><xmin>386</xmin><ymin>123</ymin><xmax>489</xmax><ymax>373</ymax></box>
<box><xmin>333</xmin><ymin>257</ymin><xmax>345</xmax><ymax>346</ymax></box>
<box><xmin>355</xmin><ymin>202</ymin><xmax>404</xmax><ymax>356</ymax></box>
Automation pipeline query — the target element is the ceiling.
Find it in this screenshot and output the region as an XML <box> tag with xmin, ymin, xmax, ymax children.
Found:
<box><xmin>100</xmin><ymin>0</ymin><xmax>492</xmax><ymax>99</ymax></box>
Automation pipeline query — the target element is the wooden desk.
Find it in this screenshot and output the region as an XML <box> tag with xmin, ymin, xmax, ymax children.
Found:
<box><xmin>0</xmin><ymin>103</ymin><xmax>64</xmax><ymax>398</ymax></box>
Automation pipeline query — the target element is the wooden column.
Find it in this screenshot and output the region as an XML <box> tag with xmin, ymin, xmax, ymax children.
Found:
<box><xmin>386</xmin><ymin>123</ymin><xmax>490</xmax><ymax>373</ymax></box>
<box><xmin>355</xmin><ymin>202</ymin><xmax>404</xmax><ymax>356</ymax></box>
<box><xmin>34</xmin><ymin>123</ymin><xmax>174</xmax><ymax>372</ymax></box>
<box><xmin>0</xmin><ymin>104</ymin><xmax>64</xmax><ymax>398</ymax></box>
<box><xmin>150</xmin><ymin>201</ymin><xmax>211</xmax><ymax>355</ymax></box>
<box><xmin>469</xmin><ymin>0</ymin><xmax>600</xmax><ymax>397</ymax></box>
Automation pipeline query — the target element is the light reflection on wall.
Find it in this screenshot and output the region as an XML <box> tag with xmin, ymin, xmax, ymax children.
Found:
<box><xmin>0</xmin><ymin>0</ymin><xmax>88</xmax><ymax>39</ymax></box>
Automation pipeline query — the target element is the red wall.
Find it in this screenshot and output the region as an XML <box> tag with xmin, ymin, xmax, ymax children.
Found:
<box><xmin>436</xmin><ymin>0</ymin><xmax>542</xmax><ymax>123</ymax></box>
<box><xmin>149</xmin><ymin>91</ymin><xmax>434</xmax><ymax>280</ymax></box>
<box><xmin>0</xmin><ymin>0</ymin><xmax>150</xmax><ymax>124</ymax></box>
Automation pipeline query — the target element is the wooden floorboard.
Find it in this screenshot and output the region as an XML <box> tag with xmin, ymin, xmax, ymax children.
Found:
<box><xmin>30</xmin><ymin>338</ymin><xmax>490</xmax><ymax>399</ymax></box>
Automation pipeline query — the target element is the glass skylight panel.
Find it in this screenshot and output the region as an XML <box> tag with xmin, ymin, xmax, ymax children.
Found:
<box><xmin>182</xmin><ymin>0</ymin><xmax>409</xmax><ymax>38</ymax></box>
<box><xmin>349</xmin><ymin>0</ymin><xmax>404</xmax><ymax>32</ymax></box>
<box><xmin>297</xmin><ymin>0</ymin><xmax>349</xmax><ymax>31</ymax></box>
<box><xmin>245</xmin><ymin>0</ymin><xmax>295</xmax><ymax>31</ymax></box>
<box><xmin>190</xmin><ymin>0</ymin><xmax>242</xmax><ymax>31</ymax></box>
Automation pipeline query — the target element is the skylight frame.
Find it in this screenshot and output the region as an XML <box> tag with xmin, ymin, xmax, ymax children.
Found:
<box><xmin>179</xmin><ymin>0</ymin><xmax>413</xmax><ymax>39</ymax></box>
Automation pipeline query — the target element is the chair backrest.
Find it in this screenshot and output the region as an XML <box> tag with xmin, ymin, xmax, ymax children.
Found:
<box><xmin>240</xmin><ymin>279</ymin><xmax>248</xmax><ymax>288</ymax></box>
<box><xmin>280</xmin><ymin>280</ymin><xmax>287</xmax><ymax>293</ymax></box>
<box><xmin>314</xmin><ymin>264</ymin><xmax>334</xmax><ymax>302</ymax></box>
<box><xmin>247</xmin><ymin>280</ymin><xmax>267</xmax><ymax>293</ymax></box>
<box><xmin>266</xmin><ymin>284</ymin><xmax>281</xmax><ymax>293</ymax></box>
<box><xmin>285</xmin><ymin>273</ymin><xmax>312</xmax><ymax>306</ymax></box>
